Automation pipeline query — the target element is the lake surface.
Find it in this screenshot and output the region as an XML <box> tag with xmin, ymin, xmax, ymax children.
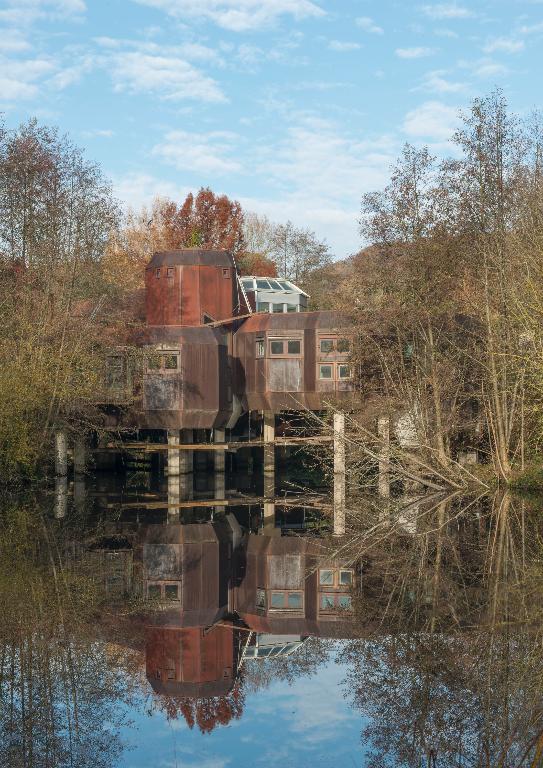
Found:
<box><xmin>1</xmin><ymin>465</ymin><xmax>542</xmax><ymax>767</ymax></box>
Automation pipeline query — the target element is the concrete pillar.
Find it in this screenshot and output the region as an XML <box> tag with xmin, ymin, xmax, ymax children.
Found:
<box><xmin>377</xmin><ymin>415</ymin><xmax>391</xmax><ymax>498</ymax></box>
<box><xmin>54</xmin><ymin>476</ymin><xmax>68</xmax><ymax>518</ymax></box>
<box><xmin>214</xmin><ymin>428</ymin><xmax>226</xmax><ymax>515</ymax></box>
<box><xmin>333</xmin><ymin>412</ymin><xmax>346</xmax><ymax>536</ymax></box>
<box><xmin>263</xmin><ymin>411</ymin><xmax>275</xmax><ymax>532</ymax></box>
<box><xmin>167</xmin><ymin>430</ymin><xmax>181</xmax><ymax>476</ymax></box>
<box><xmin>55</xmin><ymin>430</ymin><xmax>68</xmax><ymax>477</ymax></box>
<box><xmin>74</xmin><ymin>438</ymin><xmax>86</xmax><ymax>476</ymax></box>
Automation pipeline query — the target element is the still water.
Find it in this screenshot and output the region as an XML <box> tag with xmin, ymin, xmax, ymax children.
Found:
<box><xmin>1</xmin><ymin>463</ymin><xmax>542</xmax><ymax>767</ymax></box>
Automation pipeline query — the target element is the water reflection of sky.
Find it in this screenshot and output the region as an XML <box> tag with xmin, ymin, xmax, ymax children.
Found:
<box><xmin>119</xmin><ymin>647</ymin><xmax>366</xmax><ymax>768</ymax></box>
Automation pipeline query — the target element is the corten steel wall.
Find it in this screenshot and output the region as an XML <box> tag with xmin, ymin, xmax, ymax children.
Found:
<box><xmin>134</xmin><ymin>326</ymin><xmax>233</xmax><ymax>429</ymax></box>
<box><xmin>233</xmin><ymin>311</ymin><xmax>355</xmax><ymax>412</ymax></box>
<box><xmin>145</xmin><ymin>249</ymin><xmax>238</xmax><ymax>326</ymax></box>
<box><xmin>145</xmin><ymin>626</ymin><xmax>235</xmax><ymax>698</ymax></box>
<box><xmin>142</xmin><ymin>522</ymin><xmax>232</xmax><ymax>629</ymax></box>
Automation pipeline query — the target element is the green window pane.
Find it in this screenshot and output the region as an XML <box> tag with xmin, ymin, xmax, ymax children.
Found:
<box><xmin>319</xmin><ymin>569</ymin><xmax>334</xmax><ymax>585</ymax></box>
<box><xmin>257</xmin><ymin>302</ymin><xmax>270</xmax><ymax>312</ymax></box>
<box><xmin>270</xmin><ymin>340</ymin><xmax>284</xmax><ymax>355</ymax></box>
<box><xmin>165</xmin><ymin>584</ymin><xmax>179</xmax><ymax>600</ymax></box>
<box><xmin>320</xmin><ymin>339</ymin><xmax>334</xmax><ymax>353</ymax></box>
<box><xmin>337</xmin><ymin>338</ymin><xmax>350</xmax><ymax>353</ymax></box>
<box><xmin>286</xmin><ymin>304</ymin><xmax>297</xmax><ymax>312</ymax></box>
<box><xmin>339</xmin><ymin>595</ymin><xmax>352</xmax><ymax>609</ymax></box>
<box><xmin>287</xmin><ymin>340</ymin><xmax>301</xmax><ymax>354</ymax></box>
<box><xmin>272</xmin><ymin>303</ymin><xmax>284</xmax><ymax>313</ymax></box>
<box><xmin>148</xmin><ymin>584</ymin><xmax>161</xmax><ymax>599</ymax></box>
<box><xmin>319</xmin><ymin>365</ymin><xmax>332</xmax><ymax>379</ymax></box>
<box><xmin>164</xmin><ymin>354</ymin><xmax>178</xmax><ymax>370</ymax></box>
<box><xmin>288</xmin><ymin>592</ymin><xmax>303</xmax><ymax>609</ymax></box>
<box><xmin>338</xmin><ymin>365</ymin><xmax>351</xmax><ymax>379</ymax></box>
<box><xmin>320</xmin><ymin>594</ymin><xmax>335</xmax><ymax>609</ymax></box>
<box><xmin>271</xmin><ymin>592</ymin><xmax>285</xmax><ymax>608</ymax></box>
<box><xmin>340</xmin><ymin>570</ymin><xmax>353</xmax><ymax>585</ymax></box>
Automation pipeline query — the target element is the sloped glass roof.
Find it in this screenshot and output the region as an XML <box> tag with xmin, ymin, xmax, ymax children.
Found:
<box><xmin>240</xmin><ymin>276</ymin><xmax>308</xmax><ymax>296</ymax></box>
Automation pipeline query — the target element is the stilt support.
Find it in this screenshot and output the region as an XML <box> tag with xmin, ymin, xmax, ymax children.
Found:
<box><xmin>55</xmin><ymin>430</ymin><xmax>68</xmax><ymax>477</ymax></box>
<box><xmin>214</xmin><ymin>428</ymin><xmax>226</xmax><ymax>515</ymax></box>
<box><xmin>377</xmin><ymin>415</ymin><xmax>391</xmax><ymax>498</ymax></box>
<box><xmin>333</xmin><ymin>413</ymin><xmax>346</xmax><ymax>536</ymax></box>
<box><xmin>263</xmin><ymin>411</ymin><xmax>276</xmax><ymax>533</ymax></box>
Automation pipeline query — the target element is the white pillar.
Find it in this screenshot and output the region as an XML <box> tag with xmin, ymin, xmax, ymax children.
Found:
<box><xmin>333</xmin><ymin>413</ymin><xmax>346</xmax><ymax>536</ymax></box>
<box><xmin>55</xmin><ymin>430</ymin><xmax>67</xmax><ymax>477</ymax></box>
<box><xmin>377</xmin><ymin>415</ymin><xmax>391</xmax><ymax>498</ymax></box>
<box><xmin>54</xmin><ymin>477</ymin><xmax>68</xmax><ymax>518</ymax></box>
<box><xmin>167</xmin><ymin>430</ymin><xmax>180</xmax><ymax>476</ymax></box>
<box><xmin>263</xmin><ymin>411</ymin><xmax>275</xmax><ymax>532</ymax></box>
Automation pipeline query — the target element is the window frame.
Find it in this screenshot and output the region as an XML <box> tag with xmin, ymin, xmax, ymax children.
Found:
<box><xmin>319</xmin><ymin>364</ymin><xmax>333</xmax><ymax>380</ymax></box>
<box><xmin>256</xmin><ymin>338</ymin><xmax>265</xmax><ymax>358</ymax></box>
<box><xmin>269</xmin><ymin>337</ymin><xmax>303</xmax><ymax>358</ymax></box>
<box><xmin>337</xmin><ymin>363</ymin><xmax>352</xmax><ymax>380</ymax></box>
<box><xmin>145</xmin><ymin>350</ymin><xmax>180</xmax><ymax>374</ymax></box>
<box><xmin>319</xmin><ymin>338</ymin><xmax>335</xmax><ymax>354</ymax></box>
<box><xmin>257</xmin><ymin>301</ymin><xmax>270</xmax><ymax>313</ymax></box>
<box><xmin>269</xmin><ymin>590</ymin><xmax>304</xmax><ymax>611</ymax></box>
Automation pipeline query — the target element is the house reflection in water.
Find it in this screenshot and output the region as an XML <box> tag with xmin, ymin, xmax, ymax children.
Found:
<box><xmin>141</xmin><ymin>518</ymin><xmax>356</xmax><ymax>729</ymax></box>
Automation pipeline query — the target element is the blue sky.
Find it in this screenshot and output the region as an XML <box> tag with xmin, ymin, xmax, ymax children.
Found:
<box><xmin>118</xmin><ymin>652</ymin><xmax>366</xmax><ymax>768</ymax></box>
<box><xmin>1</xmin><ymin>0</ymin><xmax>542</xmax><ymax>256</ymax></box>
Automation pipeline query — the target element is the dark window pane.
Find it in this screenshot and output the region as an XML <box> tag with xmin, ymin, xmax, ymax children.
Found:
<box><xmin>340</xmin><ymin>570</ymin><xmax>353</xmax><ymax>585</ymax></box>
<box><xmin>270</xmin><ymin>340</ymin><xmax>284</xmax><ymax>355</ymax></box>
<box><xmin>337</xmin><ymin>338</ymin><xmax>350</xmax><ymax>353</ymax></box>
<box><xmin>164</xmin><ymin>354</ymin><xmax>178</xmax><ymax>370</ymax></box>
<box><xmin>256</xmin><ymin>279</ymin><xmax>271</xmax><ymax>289</ymax></box>
<box><xmin>272</xmin><ymin>303</ymin><xmax>284</xmax><ymax>313</ymax></box>
<box><xmin>286</xmin><ymin>304</ymin><xmax>297</xmax><ymax>312</ymax></box>
<box><xmin>278</xmin><ymin>281</ymin><xmax>293</xmax><ymax>291</ymax></box>
<box><xmin>287</xmin><ymin>340</ymin><xmax>301</xmax><ymax>354</ymax></box>
<box><xmin>256</xmin><ymin>589</ymin><xmax>266</xmax><ymax>609</ymax></box>
<box><xmin>167</xmin><ymin>267</ymin><xmax>174</xmax><ymax>278</ymax></box>
<box><xmin>320</xmin><ymin>594</ymin><xmax>335</xmax><ymax>610</ymax></box>
<box><xmin>271</xmin><ymin>592</ymin><xmax>285</xmax><ymax>608</ymax></box>
<box><xmin>319</xmin><ymin>365</ymin><xmax>332</xmax><ymax>379</ymax></box>
<box><xmin>288</xmin><ymin>592</ymin><xmax>303</xmax><ymax>609</ymax></box>
<box><xmin>339</xmin><ymin>595</ymin><xmax>352</xmax><ymax>609</ymax></box>
<box><xmin>147</xmin><ymin>354</ymin><xmax>161</xmax><ymax>371</ymax></box>
<box><xmin>257</xmin><ymin>302</ymin><xmax>270</xmax><ymax>312</ymax></box>
<box><xmin>106</xmin><ymin>355</ymin><xmax>124</xmax><ymax>388</ymax></box>
<box><xmin>256</xmin><ymin>340</ymin><xmax>265</xmax><ymax>357</ymax></box>
<box><xmin>165</xmin><ymin>584</ymin><xmax>179</xmax><ymax>600</ymax></box>
<box><xmin>320</xmin><ymin>339</ymin><xmax>334</xmax><ymax>353</ymax></box>
<box><xmin>319</xmin><ymin>569</ymin><xmax>334</xmax><ymax>585</ymax></box>
<box><xmin>148</xmin><ymin>584</ymin><xmax>161</xmax><ymax>599</ymax></box>
<box><xmin>338</xmin><ymin>365</ymin><xmax>351</xmax><ymax>379</ymax></box>
<box><xmin>155</xmin><ymin>268</ymin><xmax>161</xmax><ymax>278</ymax></box>
<box><xmin>268</xmin><ymin>280</ymin><xmax>283</xmax><ymax>290</ymax></box>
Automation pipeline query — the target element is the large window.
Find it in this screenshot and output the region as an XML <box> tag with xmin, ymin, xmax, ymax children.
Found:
<box><xmin>146</xmin><ymin>350</ymin><xmax>179</xmax><ymax>373</ymax></box>
<box><xmin>270</xmin><ymin>591</ymin><xmax>304</xmax><ymax>610</ymax></box>
<box><xmin>106</xmin><ymin>354</ymin><xmax>126</xmax><ymax>389</ymax></box>
<box><xmin>146</xmin><ymin>582</ymin><xmax>181</xmax><ymax>601</ymax></box>
<box><xmin>257</xmin><ymin>301</ymin><xmax>270</xmax><ymax>312</ymax></box>
<box><xmin>256</xmin><ymin>339</ymin><xmax>265</xmax><ymax>358</ymax></box>
<box><xmin>272</xmin><ymin>303</ymin><xmax>284</xmax><ymax>313</ymax></box>
<box><xmin>319</xmin><ymin>364</ymin><xmax>352</xmax><ymax>380</ymax></box>
<box><xmin>320</xmin><ymin>593</ymin><xmax>353</xmax><ymax>612</ymax></box>
<box><xmin>319</xmin><ymin>364</ymin><xmax>333</xmax><ymax>379</ymax></box>
<box><xmin>269</xmin><ymin>338</ymin><xmax>303</xmax><ymax>357</ymax></box>
<box><xmin>319</xmin><ymin>568</ymin><xmax>354</xmax><ymax>587</ymax></box>
<box><xmin>320</xmin><ymin>339</ymin><xmax>334</xmax><ymax>354</ymax></box>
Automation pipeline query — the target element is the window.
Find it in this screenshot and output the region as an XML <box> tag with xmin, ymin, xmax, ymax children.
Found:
<box><xmin>242</xmin><ymin>278</ymin><xmax>254</xmax><ymax>290</ymax></box>
<box><xmin>166</xmin><ymin>667</ymin><xmax>175</xmax><ymax>680</ymax></box>
<box><xmin>320</xmin><ymin>593</ymin><xmax>353</xmax><ymax>612</ymax></box>
<box><xmin>286</xmin><ymin>304</ymin><xmax>297</xmax><ymax>312</ymax></box>
<box><xmin>320</xmin><ymin>339</ymin><xmax>334</xmax><ymax>353</ymax></box>
<box><xmin>278</xmin><ymin>281</ymin><xmax>293</xmax><ymax>291</ymax></box>
<box><xmin>268</xmin><ymin>280</ymin><xmax>283</xmax><ymax>290</ymax></box>
<box><xmin>223</xmin><ymin>268</ymin><xmax>230</xmax><ymax>278</ymax></box>
<box><xmin>148</xmin><ymin>584</ymin><xmax>161</xmax><ymax>599</ymax></box>
<box><xmin>146</xmin><ymin>352</ymin><xmax>179</xmax><ymax>372</ymax></box>
<box><xmin>257</xmin><ymin>301</ymin><xmax>270</xmax><ymax>312</ymax></box>
<box><xmin>319</xmin><ymin>569</ymin><xmax>334</xmax><ymax>586</ymax></box>
<box><xmin>164</xmin><ymin>354</ymin><xmax>178</xmax><ymax>370</ymax></box>
<box><xmin>256</xmin><ymin>588</ymin><xmax>266</xmax><ymax>609</ymax></box>
<box><xmin>165</xmin><ymin>584</ymin><xmax>179</xmax><ymax>601</ymax></box>
<box><xmin>287</xmin><ymin>340</ymin><xmax>301</xmax><ymax>355</ymax></box>
<box><xmin>319</xmin><ymin>364</ymin><xmax>333</xmax><ymax>379</ymax></box>
<box><xmin>256</xmin><ymin>339</ymin><xmax>265</xmax><ymax>358</ymax></box>
<box><xmin>340</xmin><ymin>570</ymin><xmax>353</xmax><ymax>585</ymax></box>
<box><xmin>166</xmin><ymin>267</ymin><xmax>174</xmax><ymax>278</ymax></box>
<box><xmin>270</xmin><ymin>340</ymin><xmax>284</xmax><ymax>355</ymax></box>
<box><xmin>106</xmin><ymin>355</ymin><xmax>125</xmax><ymax>389</ymax></box>
<box><xmin>256</xmin><ymin>279</ymin><xmax>271</xmax><ymax>290</ymax></box>
<box><xmin>320</xmin><ymin>594</ymin><xmax>336</xmax><ymax>610</ymax></box>
<box><xmin>272</xmin><ymin>303</ymin><xmax>284</xmax><ymax>313</ymax></box>
<box><xmin>337</xmin><ymin>338</ymin><xmax>350</xmax><ymax>353</ymax></box>
<box><xmin>338</xmin><ymin>364</ymin><xmax>351</xmax><ymax>379</ymax></box>
<box><xmin>146</xmin><ymin>354</ymin><xmax>161</xmax><ymax>371</ymax></box>
<box><xmin>270</xmin><ymin>591</ymin><xmax>304</xmax><ymax>610</ymax></box>
<box><xmin>339</xmin><ymin>595</ymin><xmax>352</xmax><ymax>610</ymax></box>
<box><xmin>155</xmin><ymin>268</ymin><xmax>161</xmax><ymax>278</ymax></box>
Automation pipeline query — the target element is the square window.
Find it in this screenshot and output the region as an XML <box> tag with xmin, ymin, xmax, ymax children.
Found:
<box><xmin>320</xmin><ymin>594</ymin><xmax>335</xmax><ymax>610</ymax></box>
<box><xmin>165</xmin><ymin>584</ymin><xmax>179</xmax><ymax>601</ymax></box>
<box><xmin>319</xmin><ymin>364</ymin><xmax>333</xmax><ymax>379</ymax></box>
<box><xmin>288</xmin><ymin>592</ymin><xmax>303</xmax><ymax>610</ymax></box>
<box><xmin>256</xmin><ymin>279</ymin><xmax>271</xmax><ymax>290</ymax></box>
<box><xmin>270</xmin><ymin>340</ymin><xmax>284</xmax><ymax>355</ymax></box>
<box><xmin>164</xmin><ymin>354</ymin><xmax>178</xmax><ymax>370</ymax></box>
<box><xmin>256</xmin><ymin>339</ymin><xmax>265</xmax><ymax>358</ymax></box>
<box><xmin>339</xmin><ymin>595</ymin><xmax>352</xmax><ymax>610</ymax></box>
<box><xmin>155</xmin><ymin>268</ymin><xmax>161</xmax><ymax>278</ymax></box>
<box><xmin>167</xmin><ymin>668</ymin><xmax>175</xmax><ymax>680</ymax></box>
<box><xmin>167</xmin><ymin>267</ymin><xmax>174</xmax><ymax>278</ymax></box>
<box><xmin>287</xmin><ymin>340</ymin><xmax>301</xmax><ymax>355</ymax></box>
<box><xmin>340</xmin><ymin>570</ymin><xmax>353</xmax><ymax>585</ymax></box>
<box><xmin>286</xmin><ymin>304</ymin><xmax>297</xmax><ymax>312</ymax></box>
<box><xmin>222</xmin><ymin>268</ymin><xmax>230</xmax><ymax>278</ymax></box>
<box><xmin>338</xmin><ymin>364</ymin><xmax>351</xmax><ymax>379</ymax></box>
<box><xmin>320</xmin><ymin>339</ymin><xmax>334</xmax><ymax>353</ymax></box>
<box><xmin>148</xmin><ymin>584</ymin><xmax>161</xmax><ymax>599</ymax></box>
<box><xmin>256</xmin><ymin>588</ymin><xmax>266</xmax><ymax>609</ymax></box>
<box><xmin>257</xmin><ymin>302</ymin><xmax>270</xmax><ymax>312</ymax></box>
<box><xmin>147</xmin><ymin>354</ymin><xmax>161</xmax><ymax>371</ymax></box>
<box><xmin>271</xmin><ymin>592</ymin><xmax>285</xmax><ymax>608</ymax></box>
<box><xmin>337</xmin><ymin>338</ymin><xmax>350</xmax><ymax>353</ymax></box>
<box><xmin>319</xmin><ymin>569</ymin><xmax>334</xmax><ymax>586</ymax></box>
<box><xmin>272</xmin><ymin>303</ymin><xmax>284</xmax><ymax>313</ymax></box>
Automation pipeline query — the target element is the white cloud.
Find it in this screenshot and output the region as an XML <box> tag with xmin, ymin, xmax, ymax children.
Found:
<box><xmin>152</xmin><ymin>130</ymin><xmax>242</xmax><ymax>174</ymax></box>
<box><xmin>356</xmin><ymin>16</ymin><xmax>384</xmax><ymax>34</ymax></box>
<box><xmin>403</xmin><ymin>100</ymin><xmax>460</xmax><ymax>141</ymax></box>
<box><xmin>415</xmin><ymin>69</ymin><xmax>467</xmax><ymax>93</ymax></box>
<box><xmin>112</xmin><ymin>172</ymin><xmax>191</xmax><ymax>212</ymax></box>
<box><xmin>107</xmin><ymin>52</ymin><xmax>226</xmax><ymax>102</ymax></box>
<box><xmin>82</xmin><ymin>129</ymin><xmax>115</xmax><ymax>138</ymax></box>
<box><xmin>420</xmin><ymin>3</ymin><xmax>475</xmax><ymax>19</ymax></box>
<box><xmin>132</xmin><ymin>0</ymin><xmax>325</xmax><ymax>32</ymax></box>
<box><xmin>328</xmin><ymin>40</ymin><xmax>361</xmax><ymax>52</ymax></box>
<box><xmin>0</xmin><ymin>55</ymin><xmax>55</xmax><ymax>102</ymax></box>
<box><xmin>0</xmin><ymin>0</ymin><xmax>85</xmax><ymax>25</ymax></box>
<box><xmin>396</xmin><ymin>46</ymin><xmax>436</xmax><ymax>59</ymax></box>
<box><xmin>483</xmin><ymin>37</ymin><xmax>524</xmax><ymax>54</ymax></box>
<box><xmin>0</xmin><ymin>33</ymin><xmax>31</xmax><ymax>53</ymax></box>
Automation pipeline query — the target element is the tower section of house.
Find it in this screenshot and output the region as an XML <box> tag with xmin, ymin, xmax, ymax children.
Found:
<box><xmin>145</xmin><ymin>249</ymin><xmax>239</xmax><ymax>326</ymax></box>
<box><xmin>232</xmin><ymin>310</ymin><xmax>355</xmax><ymax>412</ymax></box>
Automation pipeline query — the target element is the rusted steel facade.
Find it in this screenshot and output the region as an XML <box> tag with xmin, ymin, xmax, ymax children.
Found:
<box><xmin>110</xmin><ymin>248</ymin><xmax>355</xmax><ymax>429</ymax></box>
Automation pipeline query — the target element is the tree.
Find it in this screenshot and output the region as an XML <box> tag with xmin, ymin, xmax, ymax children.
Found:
<box><xmin>270</xmin><ymin>219</ymin><xmax>332</xmax><ymax>287</ymax></box>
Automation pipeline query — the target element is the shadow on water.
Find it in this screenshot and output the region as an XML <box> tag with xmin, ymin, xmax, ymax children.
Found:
<box><xmin>2</xmin><ymin>471</ymin><xmax>543</xmax><ymax>767</ymax></box>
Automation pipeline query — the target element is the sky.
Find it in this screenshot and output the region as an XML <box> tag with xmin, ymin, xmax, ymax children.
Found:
<box><xmin>1</xmin><ymin>0</ymin><xmax>543</xmax><ymax>257</ymax></box>
<box><xmin>118</xmin><ymin>651</ymin><xmax>366</xmax><ymax>768</ymax></box>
